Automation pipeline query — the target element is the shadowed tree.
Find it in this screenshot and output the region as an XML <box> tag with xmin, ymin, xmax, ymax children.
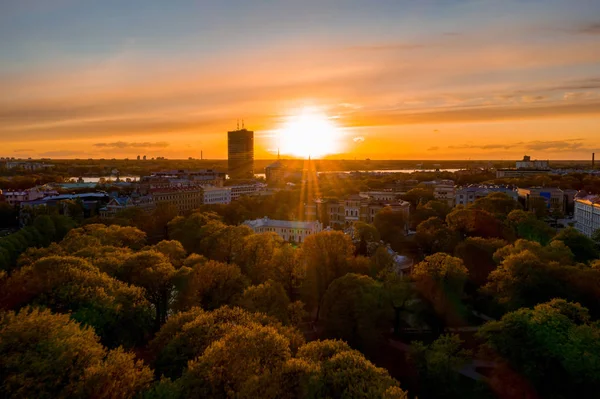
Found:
<box><xmin>300</xmin><ymin>231</ymin><xmax>355</xmax><ymax>321</ymax></box>
<box><xmin>412</xmin><ymin>253</ymin><xmax>469</xmax><ymax>331</ymax></box>
<box><xmin>0</xmin><ymin>256</ymin><xmax>153</xmax><ymax>347</ymax></box>
<box><xmin>478</xmin><ymin>299</ymin><xmax>600</xmax><ymax>398</ymax></box>
<box><xmin>321</xmin><ymin>273</ymin><xmax>390</xmax><ymax>352</ymax></box>
<box><xmin>121</xmin><ymin>250</ymin><xmax>176</xmax><ymax>328</ymax></box>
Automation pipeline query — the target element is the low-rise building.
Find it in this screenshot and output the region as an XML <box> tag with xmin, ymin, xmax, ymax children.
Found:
<box><xmin>150</xmin><ymin>187</ymin><xmax>204</xmax><ymax>214</ymax></box>
<box><xmin>244</xmin><ymin>217</ymin><xmax>323</xmax><ymax>243</ymax></box>
<box><xmin>574</xmin><ymin>194</ymin><xmax>600</xmax><ymax>237</ymax></box>
<box><xmin>0</xmin><ymin>187</ymin><xmax>59</xmax><ymax>206</ymax></box>
<box><xmin>518</xmin><ymin>187</ymin><xmax>566</xmax><ymax>213</ymax></box>
<box><xmin>359</xmin><ymin>191</ymin><xmax>397</xmax><ymax>202</ymax></box>
<box><xmin>455</xmin><ymin>185</ymin><xmax>518</xmax><ymax>207</ymax></box>
<box><xmin>516</xmin><ymin>155</ymin><xmax>550</xmax><ymax>170</ymax></box>
<box><xmin>229</xmin><ymin>183</ymin><xmax>265</xmax><ymax>201</ymax></box>
<box><xmin>265</xmin><ymin>160</ymin><xmax>286</xmax><ymax>184</ymax></box>
<box><xmin>203</xmin><ymin>186</ymin><xmax>232</xmax><ymax>205</ymax></box>
<box><xmin>433</xmin><ymin>180</ymin><xmax>455</xmax><ymax>207</ymax></box>
<box><xmin>304</xmin><ymin>196</ymin><xmax>410</xmax><ymax>230</ymax></box>
<box><xmin>99</xmin><ymin>195</ymin><xmax>155</xmax><ymax>218</ymax></box>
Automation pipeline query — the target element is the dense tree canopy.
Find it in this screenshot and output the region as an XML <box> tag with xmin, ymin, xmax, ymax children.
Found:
<box><xmin>478</xmin><ymin>299</ymin><xmax>600</xmax><ymax>398</ymax></box>
<box><xmin>0</xmin><ymin>308</ymin><xmax>152</xmax><ymax>399</ymax></box>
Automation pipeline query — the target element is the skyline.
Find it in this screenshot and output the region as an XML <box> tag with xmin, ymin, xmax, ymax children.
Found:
<box><xmin>2</xmin><ymin>0</ymin><xmax>600</xmax><ymax>160</ymax></box>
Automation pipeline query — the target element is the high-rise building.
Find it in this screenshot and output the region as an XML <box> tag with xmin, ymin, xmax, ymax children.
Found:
<box><xmin>228</xmin><ymin>126</ymin><xmax>254</xmax><ymax>179</ymax></box>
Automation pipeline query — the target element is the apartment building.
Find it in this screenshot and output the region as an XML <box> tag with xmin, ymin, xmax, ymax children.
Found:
<box><xmin>574</xmin><ymin>194</ymin><xmax>600</xmax><ymax>237</ymax></box>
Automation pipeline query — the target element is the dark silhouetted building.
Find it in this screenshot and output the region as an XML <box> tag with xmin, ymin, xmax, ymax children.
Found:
<box><xmin>228</xmin><ymin>127</ymin><xmax>254</xmax><ymax>178</ymax></box>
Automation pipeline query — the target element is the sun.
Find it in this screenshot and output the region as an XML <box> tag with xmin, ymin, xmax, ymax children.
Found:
<box><xmin>276</xmin><ymin>107</ymin><xmax>343</xmax><ymax>158</ymax></box>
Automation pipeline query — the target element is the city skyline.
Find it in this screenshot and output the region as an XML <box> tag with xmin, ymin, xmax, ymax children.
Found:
<box><xmin>2</xmin><ymin>0</ymin><xmax>600</xmax><ymax>160</ymax></box>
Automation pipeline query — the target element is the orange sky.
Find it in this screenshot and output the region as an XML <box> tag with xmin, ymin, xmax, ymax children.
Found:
<box><xmin>1</xmin><ymin>1</ymin><xmax>600</xmax><ymax>160</ymax></box>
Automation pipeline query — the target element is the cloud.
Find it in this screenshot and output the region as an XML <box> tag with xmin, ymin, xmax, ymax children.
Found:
<box><xmin>353</xmin><ymin>136</ymin><xmax>365</xmax><ymax>143</ymax></box>
<box><xmin>13</xmin><ymin>148</ymin><xmax>34</xmax><ymax>152</ymax></box>
<box><xmin>575</xmin><ymin>22</ymin><xmax>600</xmax><ymax>35</ymax></box>
<box><xmin>448</xmin><ymin>139</ymin><xmax>588</xmax><ymax>152</ymax></box>
<box><xmin>523</xmin><ymin>140</ymin><xmax>584</xmax><ymax>151</ymax></box>
<box><xmin>38</xmin><ymin>150</ymin><xmax>83</xmax><ymax>157</ymax></box>
<box><xmin>428</xmin><ymin>146</ymin><xmax>439</xmax><ymax>151</ymax></box>
<box><xmin>93</xmin><ymin>141</ymin><xmax>170</xmax><ymax>149</ymax></box>
<box><xmin>346</xmin><ymin>43</ymin><xmax>426</xmax><ymax>52</ymax></box>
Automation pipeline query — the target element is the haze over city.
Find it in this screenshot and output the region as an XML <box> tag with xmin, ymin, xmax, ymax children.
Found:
<box><xmin>2</xmin><ymin>0</ymin><xmax>600</xmax><ymax>160</ymax></box>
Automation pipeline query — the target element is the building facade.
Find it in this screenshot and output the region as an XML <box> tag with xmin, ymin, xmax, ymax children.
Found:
<box><xmin>150</xmin><ymin>187</ymin><xmax>204</xmax><ymax>214</ymax></box>
<box><xmin>203</xmin><ymin>186</ymin><xmax>232</xmax><ymax>205</ymax></box>
<box><xmin>228</xmin><ymin>128</ymin><xmax>254</xmax><ymax>179</ymax></box>
<box><xmin>244</xmin><ymin>217</ymin><xmax>323</xmax><ymax>243</ymax></box>
<box><xmin>574</xmin><ymin>195</ymin><xmax>600</xmax><ymax>237</ymax></box>
<box><xmin>99</xmin><ymin>195</ymin><xmax>155</xmax><ymax>218</ymax></box>
<box><xmin>517</xmin><ymin>187</ymin><xmax>566</xmax><ymax>213</ymax></box>
<box><xmin>455</xmin><ymin>185</ymin><xmax>518</xmax><ymax>207</ymax></box>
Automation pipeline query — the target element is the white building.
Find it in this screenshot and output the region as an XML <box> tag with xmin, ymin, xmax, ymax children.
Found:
<box><xmin>243</xmin><ymin>217</ymin><xmax>323</xmax><ymax>243</ymax></box>
<box><xmin>574</xmin><ymin>195</ymin><xmax>600</xmax><ymax>237</ymax></box>
<box><xmin>203</xmin><ymin>186</ymin><xmax>232</xmax><ymax>205</ymax></box>
<box><xmin>516</xmin><ymin>155</ymin><xmax>549</xmax><ymax>170</ymax></box>
<box><xmin>229</xmin><ymin>183</ymin><xmax>266</xmax><ymax>201</ymax></box>
<box><xmin>455</xmin><ymin>185</ymin><xmax>518</xmax><ymax>207</ymax></box>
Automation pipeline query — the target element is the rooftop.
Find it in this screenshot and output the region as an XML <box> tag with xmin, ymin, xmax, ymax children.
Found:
<box><xmin>244</xmin><ymin>217</ymin><xmax>321</xmax><ymax>230</ymax></box>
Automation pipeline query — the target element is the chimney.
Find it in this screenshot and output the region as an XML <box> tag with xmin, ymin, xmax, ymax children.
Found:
<box><xmin>593</xmin><ymin>153</ymin><xmax>595</xmax><ymax>169</ymax></box>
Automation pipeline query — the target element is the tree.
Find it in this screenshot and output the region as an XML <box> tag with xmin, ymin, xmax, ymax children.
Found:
<box><xmin>300</xmin><ymin>231</ymin><xmax>355</xmax><ymax>320</ymax></box>
<box><xmin>471</xmin><ymin>192</ymin><xmax>521</xmax><ymax>219</ymax></box>
<box><xmin>552</xmin><ymin>227</ymin><xmax>599</xmax><ymax>264</ymax></box>
<box><xmin>1</xmin><ymin>256</ymin><xmax>153</xmax><ymax>347</ymax></box>
<box><xmin>196</xmin><ymin>221</ymin><xmax>253</xmax><ymax>263</ymax></box>
<box><xmin>454</xmin><ymin>237</ymin><xmax>506</xmax><ymax>288</ymax></box>
<box><xmin>415</xmin><ymin>217</ymin><xmax>456</xmax><ymax>256</ymax></box>
<box><xmin>121</xmin><ymin>251</ymin><xmax>176</xmax><ymax>327</ymax></box>
<box><xmin>383</xmin><ymin>273</ymin><xmax>417</xmax><ymax>335</ymax></box>
<box><xmin>237</xmin><ymin>232</ymin><xmax>284</xmax><ymax>284</ymax></box>
<box><xmin>321</xmin><ymin>274</ymin><xmax>389</xmax><ymax>351</ymax></box>
<box><xmin>296</xmin><ymin>340</ymin><xmax>405</xmax><ymax>399</ymax></box>
<box><xmin>412</xmin><ymin>200</ymin><xmax>452</xmax><ymax>230</ymax></box>
<box><xmin>0</xmin><ymin>308</ymin><xmax>152</xmax><ymax>399</ymax></box>
<box><xmin>151</xmin><ymin>240</ymin><xmax>187</xmax><ymax>268</ymax></box>
<box><xmin>446</xmin><ymin>208</ymin><xmax>509</xmax><ymax>240</ymax></box>
<box><xmin>592</xmin><ymin>228</ymin><xmax>600</xmax><ymax>249</ymax></box>
<box><xmin>412</xmin><ymin>253</ymin><xmax>469</xmax><ymax>329</ymax></box>
<box><xmin>478</xmin><ymin>299</ymin><xmax>600</xmax><ymax>398</ymax></box>
<box><xmin>271</xmin><ymin>244</ymin><xmax>305</xmax><ymax>301</ymax></box>
<box><xmin>61</xmin><ymin>224</ymin><xmax>146</xmax><ymax>252</ymax></box>
<box><xmin>180</xmin><ymin>324</ymin><xmax>292</xmax><ymax>398</ymax></box>
<box><xmin>150</xmin><ymin>306</ymin><xmax>304</xmax><ymax>379</ymax></box>
<box><xmin>0</xmin><ymin>202</ymin><xmax>17</xmax><ymax>228</ymax></box>
<box><xmin>507</xmin><ymin>209</ymin><xmax>555</xmax><ymax>244</ymax></box>
<box><xmin>374</xmin><ymin>207</ymin><xmax>407</xmax><ymax>251</ymax></box>
<box><xmin>152</xmin><ymin>201</ymin><xmax>180</xmax><ymax>238</ymax></box>
<box><xmin>239</xmin><ymin>280</ymin><xmax>291</xmax><ymax>323</ymax></box>
<box><xmin>174</xmin><ymin>260</ymin><xmax>248</xmax><ymax>311</ymax></box>
<box><xmin>401</xmin><ymin>188</ymin><xmax>435</xmax><ymax>207</ymax></box>
<box><xmin>167</xmin><ymin>211</ymin><xmax>222</xmax><ymax>253</ymax></box>
<box><xmin>409</xmin><ymin>334</ymin><xmax>472</xmax><ymax>398</ymax></box>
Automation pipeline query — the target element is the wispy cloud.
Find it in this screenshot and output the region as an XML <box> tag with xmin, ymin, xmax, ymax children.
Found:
<box><xmin>93</xmin><ymin>141</ymin><xmax>169</xmax><ymax>149</ymax></box>
<box><xmin>428</xmin><ymin>146</ymin><xmax>439</xmax><ymax>151</ymax></box>
<box><xmin>575</xmin><ymin>22</ymin><xmax>600</xmax><ymax>35</ymax></box>
<box><xmin>13</xmin><ymin>148</ymin><xmax>34</xmax><ymax>152</ymax></box>
<box><xmin>448</xmin><ymin>139</ymin><xmax>589</xmax><ymax>152</ymax></box>
<box><xmin>38</xmin><ymin>150</ymin><xmax>83</xmax><ymax>157</ymax></box>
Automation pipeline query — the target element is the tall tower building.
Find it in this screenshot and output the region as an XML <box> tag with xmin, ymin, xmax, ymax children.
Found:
<box><xmin>228</xmin><ymin>124</ymin><xmax>254</xmax><ymax>179</ymax></box>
